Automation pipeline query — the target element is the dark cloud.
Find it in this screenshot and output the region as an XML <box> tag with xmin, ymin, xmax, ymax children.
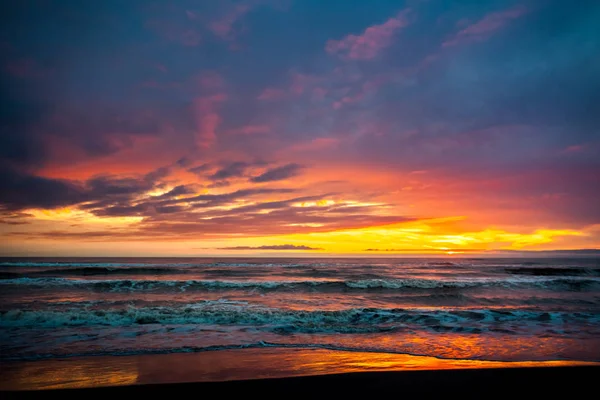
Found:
<box><xmin>176</xmin><ymin>157</ymin><xmax>192</xmax><ymax>168</ymax></box>
<box><xmin>0</xmin><ymin>211</ymin><xmax>31</xmax><ymax>225</ymax></box>
<box><xmin>143</xmin><ymin>166</ymin><xmax>171</xmax><ymax>184</ymax></box>
<box><xmin>218</xmin><ymin>245</ymin><xmax>323</xmax><ymax>250</ymax></box>
<box><xmin>154</xmin><ymin>185</ymin><xmax>196</xmax><ymax>199</ymax></box>
<box><xmin>93</xmin><ymin>204</ymin><xmax>149</xmax><ymax>217</ymax></box>
<box><xmin>0</xmin><ymin>165</ymin><xmax>86</xmax><ymax>211</ymax></box>
<box><xmin>251</xmin><ymin>163</ymin><xmax>304</xmax><ymax>183</ymax></box>
<box><xmin>72</xmin><ymin>186</ymin><xmax>301</xmax><ymax>220</ymax></box>
<box><xmin>207</xmin><ymin>181</ymin><xmax>231</xmax><ymax>188</ymax></box>
<box><xmin>0</xmin><ymin>167</ymin><xmax>158</xmax><ymax>212</ymax></box>
<box><xmin>8</xmin><ymin>212</ymin><xmax>414</xmax><ymax>241</ymax></box>
<box><xmin>188</xmin><ymin>164</ymin><xmax>212</xmax><ymax>175</ymax></box>
<box><xmin>209</xmin><ymin>162</ymin><xmax>249</xmax><ymax>181</ymax></box>
<box><xmin>87</xmin><ymin>176</ymin><xmax>154</xmax><ymax>198</ymax></box>
<box><xmin>161</xmin><ymin>188</ymin><xmax>296</xmax><ymax>208</ymax></box>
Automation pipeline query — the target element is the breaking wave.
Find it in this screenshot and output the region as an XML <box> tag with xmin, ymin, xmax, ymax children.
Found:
<box><xmin>2</xmin><ymin>304</ymin><xmax>598</xmax><ymax>334</ymax></box>
<box><xmin>2</xmin><ymin>276</ymin><xmax>600</xmax><ymax>292</ymax></box>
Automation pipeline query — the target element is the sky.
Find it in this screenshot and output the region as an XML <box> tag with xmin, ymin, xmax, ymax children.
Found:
<box><xmin>1</xmin><ymin>0</ymin><xmax>599</xmax><ymax>257</ymax></box>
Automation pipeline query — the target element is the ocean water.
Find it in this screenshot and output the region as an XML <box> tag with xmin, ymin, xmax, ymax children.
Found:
<box><xmin>1</xmin><ymin>257</ymin><xmax>599</xmax><ymax>363</ymax></box>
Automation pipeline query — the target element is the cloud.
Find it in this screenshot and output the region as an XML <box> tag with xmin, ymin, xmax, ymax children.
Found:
<box><xmin>209</xmin><ymin>3</ymin><xmax>252</xmax><ymax>40</ymax></box>
<box><xmin>155</xmin><ymin>185</ymin><xmax>196</xmax><ymax>199</ymax></box>
<box><xmin>3</xmin><ymin>172</ymin><xmax>413</xmax><ymax>240</ymax></box>
<box><xmin>0</xmin><ymin>163</ymin><xmax>170</xmax><ymax>212</ymax></box>
<box><xmin>196</xmin><ymin>71</ymin><xmax>226</xmax><ymax>91</ymax></box>
<box><xmin>290</xmin><ymin>72</ymin><xmax>321</xmax><ymax>95</ymax></box>
<box><xmin>250</xmin><ymin>163</ymin><xmax>303</xmax><ymax>182</ymax></box>
<box><xmin>193</xmin><ymin>94</ymin><xmax>227</xmax><ymax>149</ymax></box>
<box><xmin>3</xmin><ymin>1</ymin><xmax>598</xmax><ymax>252</ymax></box>
<box><xmin>288</xmin><ymin>138</ymin><xmax>340</xmax><ymax>153</ymax></box>
<box><xmin>188</xmin><ymin>163</ymin><xmax>212</xmax><ymax>175</ymax></box>
<box><xmin>180</xmin><ymin>29</ymin><xmax>201</xmax><ymax>46</ymax></box>
<box><xmin>227</xmin><ymin>125</ymin><xmax>271</xmax><ymax>135</ymax></box>
<box><xmin>217</xmin><ymin>244</ymin><xmax>323</xmax><ymax>250</ymax></box>
<box><xmin>210</xmin><ymin>162</ymin><xmax>249</xmax><ymax>181</ymax></box>
<box><xmin>442</xmin><ymin>5</ymin><xmax>528</xmax><ymax>47</ymax></box>
<box><xmin>257</xmin><ymin>87</ymin><xmax>285</xmax><ymax>101</ymax></box>
<box><xmin>156</xmin><ymin>187</ymin><xmax>297</xmax><ymax>209</ymax></box>
<box><xmin>326</xmin><ymin>10</ymin><xmax>410</xmax><ymax>60</ymax></box>
<box><xmin>176</xmin><ymin>157</ymin><xmax>192</xmax><ymax>168</ymax></box>
<box><xmin>207</xmin><ymin>180</ymin><xmax>231</xmax><ymax>189</ymax></box>
<box><xmin>0</xmin><ymin>165</ymin><xmax>87</xmax><ymax>211</ymax></box>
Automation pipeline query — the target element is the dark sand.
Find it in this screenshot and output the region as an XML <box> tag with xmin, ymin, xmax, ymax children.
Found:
<box><xmin>1</xmin><ymin>349</ymin><xmax>598</xmax><ymax>398</ymax></box>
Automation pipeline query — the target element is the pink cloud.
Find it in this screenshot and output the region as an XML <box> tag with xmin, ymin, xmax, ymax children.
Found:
<box><xmin>257</xmin><ymin>87</ymin><xmax>285</xmax><ymax>101</ymax></box>
<box><xmin>564</xmin><ymin>145</ymin><xmax>584</xmax><ymax>153</ymax></box>
<box><xmin>227</xmin><ymin>125</ymin><xmax>271</xmax><ymax>135</ymax></box>
<box><xmin>193</xmin><ymin>94</ymin><xmax>227</xmax><ymax>148</ymax></box>
<box><xmin>290</xmin><ymin>137</ymin><xmax>341</xmax><ymax>152</ymax></box>
<box><xmin>185</xmin><ymin>10</ymin><xmax>198</xmax><ymax>20</ymax></box>
<box><xmin>311</xmin><ymin>87</ymin><xmax>328</xmax><ymax>101</ymax></box>
<box><xmin>443</xmin><ymin>5</ymin><xmax>528</xmax><ymax>47</ymax></box>
<box><xmin>258</xmin><ymin>73</ymin><xmax>321</xmax><ymax>101</ymax></box>
<box><xmin>330</xmin><ymin>74</ymin><xmax>391</xmax><ymax>109</ymax></box>
<box><xmin>326</xmin><ymin>9</ymin><xmax>410</xmax><ymax>60</ymax></box>
<box><xmin>196</xmin><ymin>71</ymin><xmax>225</xmax><ymax>90</ymax></box>
<box><xmin>180</xmin><ymin>29</ymin><xmax>202</xmax><ymax>46</ymax></box>
<box><xmin>209</xmin><ymin>4</ymin><xmax>252</xmax><ymax>39</ymax></box>
<box><xmin>333</xmin><ymin>92</ymin><xmax>366</xmax><ymax>109</ymax></box>
<box><xmin>290</xmin><ymin>72</ymin><xmax>320</xmax><ymax>95</ymax></box>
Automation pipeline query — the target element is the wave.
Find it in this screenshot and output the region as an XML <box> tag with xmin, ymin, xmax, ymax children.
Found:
<box><xmin>426</xmin><ymin>262</ymin><xmax>458</xmax><ymax>267</ymax></box>
<box><xmin>37</xmin><ymin>267</ymin><xmax>189</xmax><ymax>276</ymax></box>
<box><xmin>0</xmin><ymin>261</ymin><xmax>320</xmax><ymax>270</ymax></box>
<box><xmin>0</xmin><ymin>262</ymin><xmax>170</xmax><ymax>268</ymax></box>
<box><xmin>2</xmin><ymin>276</ymin><xmax>600</xmax><ymax>292</ymax></box>
<box><xmin>503</xmin><ymin>267</ymin><xmax>600</xmax><ymax>277</ymax></box>
<box><xmin>2</xmin><ymin>305</ymin><xmax>598</xmax><ymax>333</ymax></box>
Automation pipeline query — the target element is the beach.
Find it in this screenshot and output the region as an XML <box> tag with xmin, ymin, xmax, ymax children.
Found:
<box><xmin>1</xmin><ymin>348</ymin><xmax>599</xmax><ymax>396</ymax></box>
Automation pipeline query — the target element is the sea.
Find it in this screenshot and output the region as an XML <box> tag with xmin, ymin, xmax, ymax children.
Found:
<box><xmin>1</xmin><ymin>257</ymin><xmax>600</xmax><ymax>365</ymax></box>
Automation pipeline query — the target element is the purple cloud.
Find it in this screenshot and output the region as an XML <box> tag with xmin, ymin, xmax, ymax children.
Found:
<box><xmin>217</xmin><ymin>244</ymin><xmax>323</xmax><ymax>250</ymax></box>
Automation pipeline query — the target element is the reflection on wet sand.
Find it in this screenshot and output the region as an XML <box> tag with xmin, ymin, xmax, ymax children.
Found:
<box><xmin>0</xmin><ymin>357</ymin><xmax>138</xmax><ymax>390</ymax></box>
<box><xmin>1</xmin><ymin>348</ymin><xmax>597</xmax><ymax>391</ymax></box>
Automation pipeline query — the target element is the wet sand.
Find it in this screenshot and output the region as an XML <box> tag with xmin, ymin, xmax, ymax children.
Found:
<box><xmin>1</xmin><ymin>348</ymin><xmax>598</xmax><ymax>397</ymax></box>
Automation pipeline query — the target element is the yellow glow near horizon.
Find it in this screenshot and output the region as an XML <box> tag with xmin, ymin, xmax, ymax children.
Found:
<box><xmin>4</xmin><ymin>205</ymin><xmax>594</xmax><ymax>256</ymax></box>
<box><xmin>26</xmin><ymin>208</ymin><xmax>143</xmax><ymax>225</ymax></box>
<box><xmin>250</xmin><ymin>220</ymin><xmax>585</xmax><ymax>254</ymax></box>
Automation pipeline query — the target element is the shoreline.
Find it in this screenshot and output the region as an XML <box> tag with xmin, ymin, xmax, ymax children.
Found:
<box><xmin>2</xmin><ymin>367</ymin><xmax>599</xmax><ymax>399</ymax></box>
<box><xmin>1</xmin><ymin>348</ymin><xmax>598</xmax><ymax>392</ymax></box>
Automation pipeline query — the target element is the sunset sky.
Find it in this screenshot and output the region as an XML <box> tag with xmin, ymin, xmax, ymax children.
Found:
<box><xmin>1</xmin><ymin>0</ymin><xmax>599</xmax><ymax>256</ymax></box>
